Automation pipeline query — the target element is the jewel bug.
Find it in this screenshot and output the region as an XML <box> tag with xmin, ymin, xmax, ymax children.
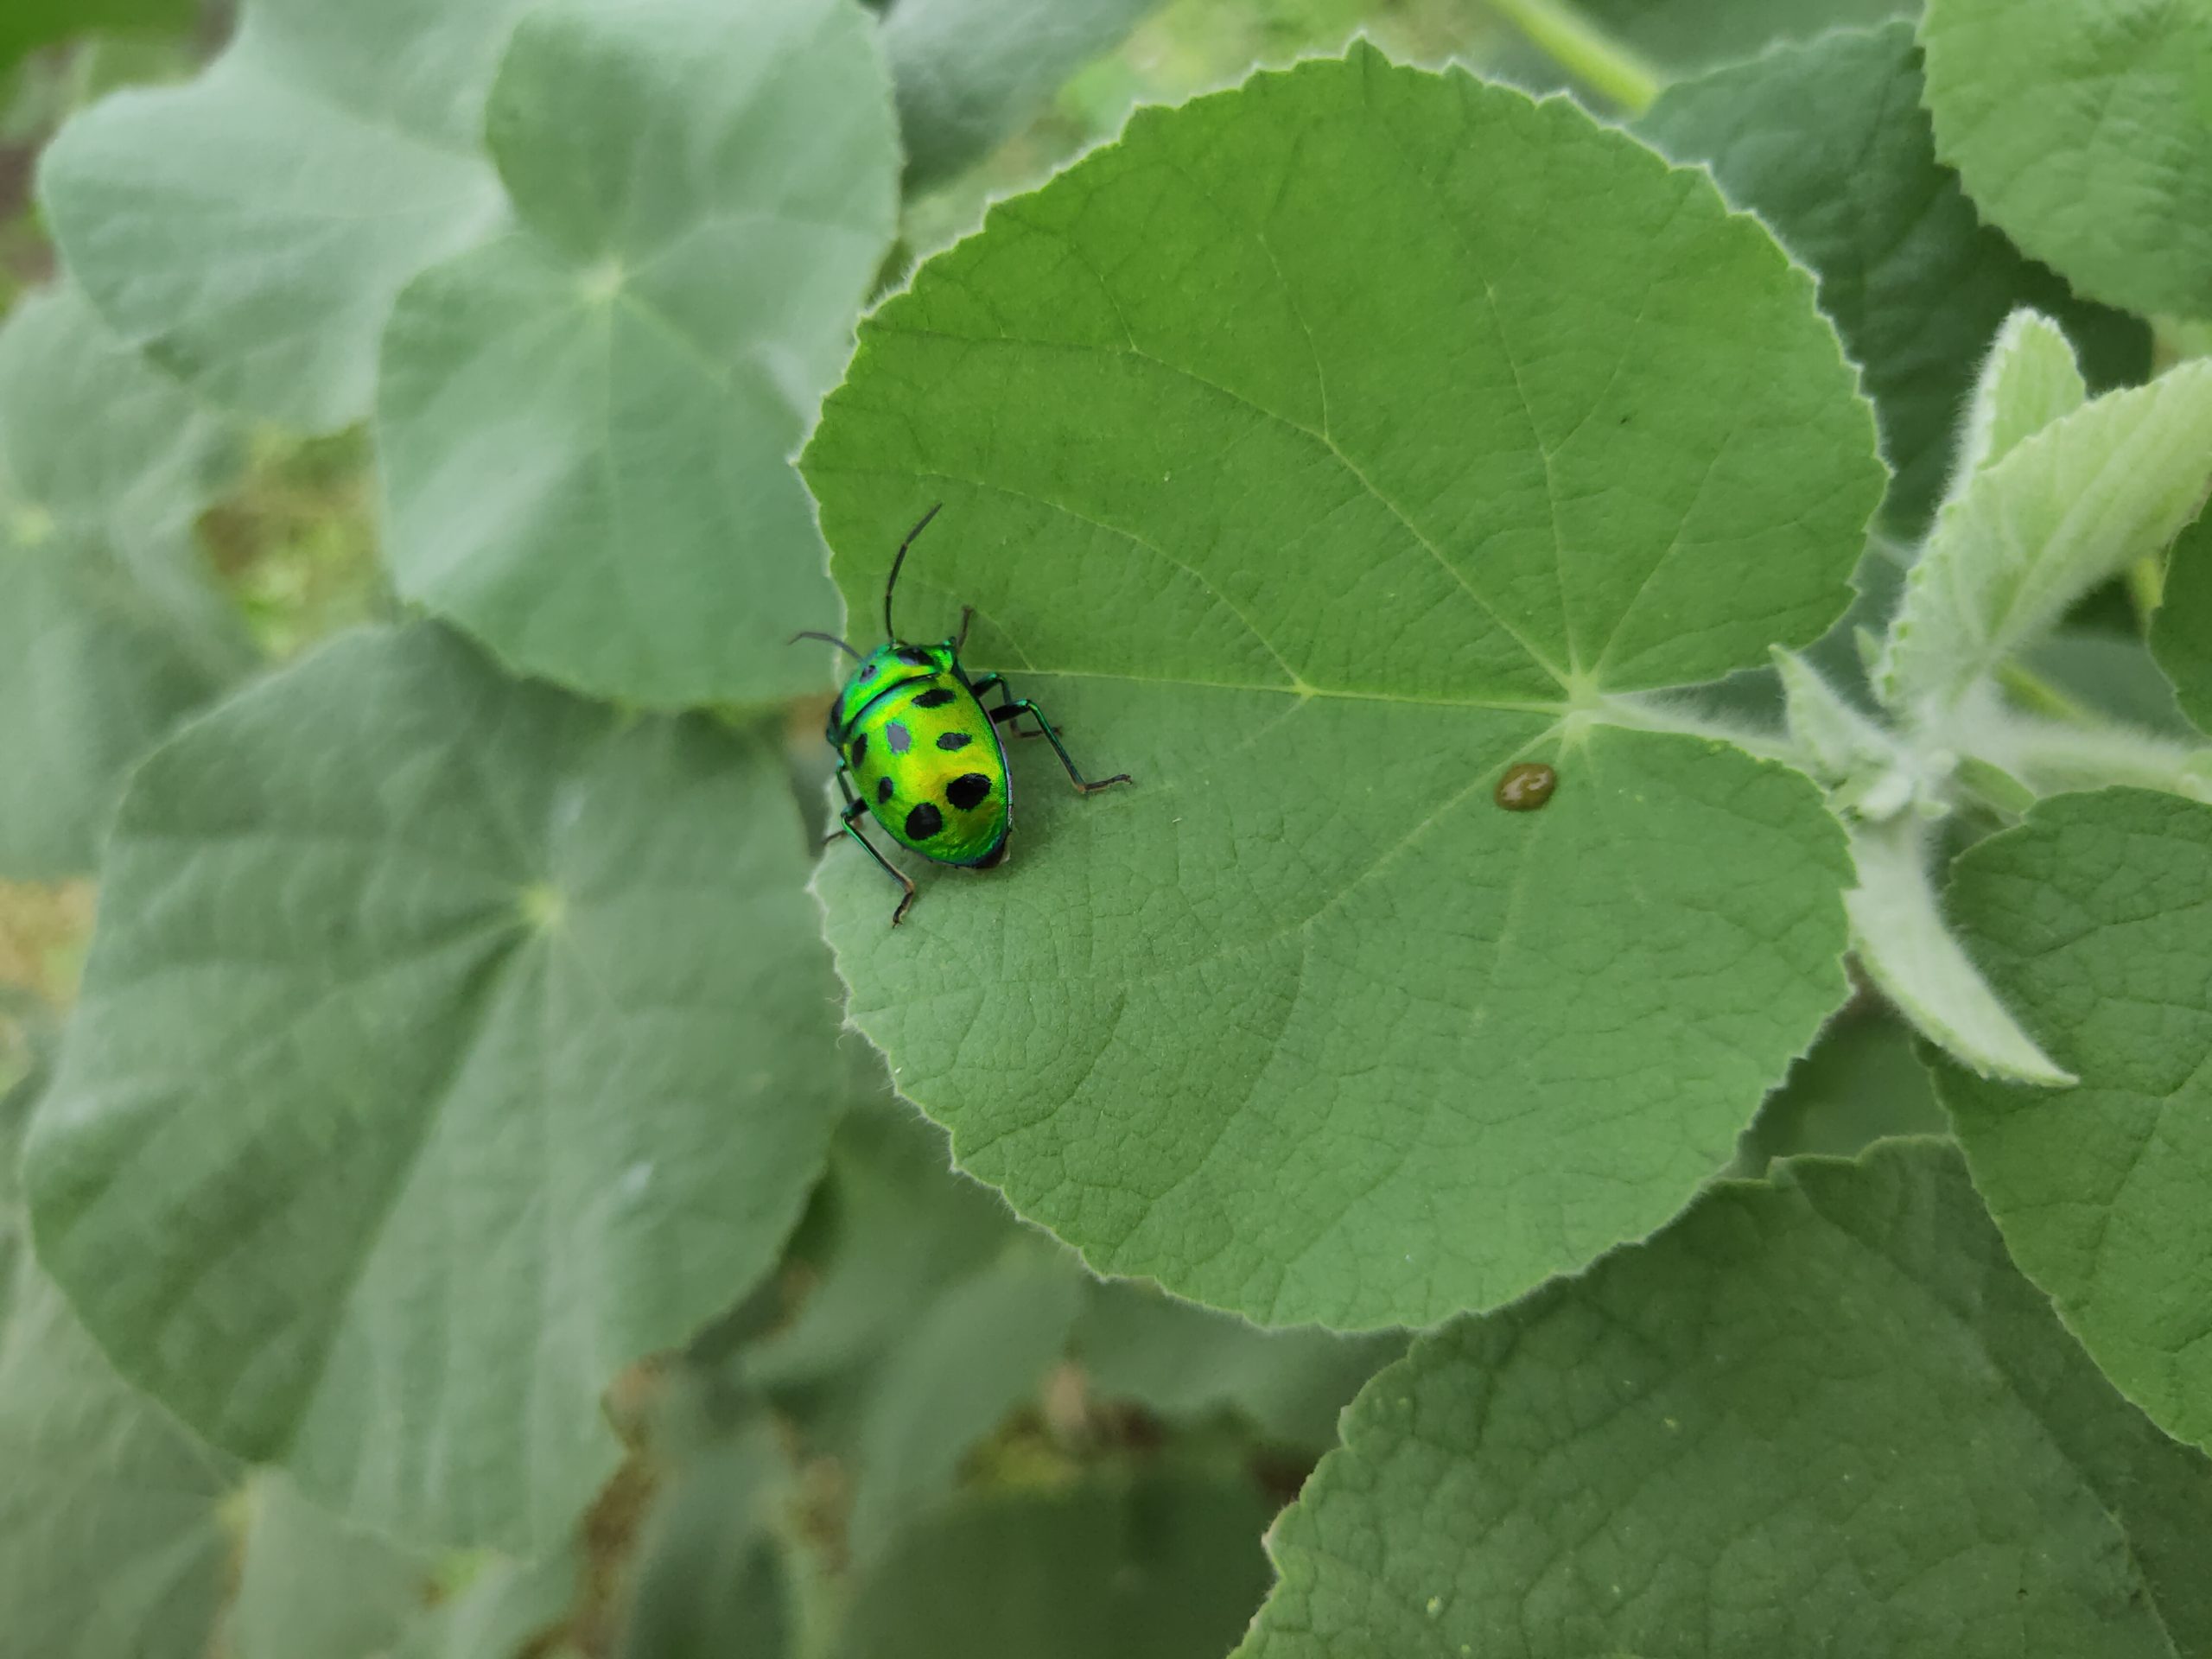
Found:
<box><xmin>798</xmin><ymin>505</ymin><xmax>1132</xmax><ymax>926</ymax></box>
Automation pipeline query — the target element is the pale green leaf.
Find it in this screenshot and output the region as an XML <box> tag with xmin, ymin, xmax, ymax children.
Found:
<box><xmin>835</xmin><ymin>1473</ymin><xmax>1276</xmax><ymax>1659</ymax></box>
<box><xmin>2152</xmin><ymin>503</ymin><xmax>2212</xmax><ymax>736</ymax></box>
<box><xmin>804</xmin><ymin>49</ymin><xmax>1878</xmax><ymax>1329</ymax></box>
<box><xmin>391</xmin><ymin>1550</ymin><xmax>579</xmax><ymax>1659</ymax></box>
<box><xmin>1774</xmin><ymin>646</ymin><xmax>1895</xmax><ymax>792</ymax></box>
<box><xmin>37</xmin><ymin>0</ymin><xmax>527</xmax><ymax>430</ymax></box>
<box><xmin>376</xmin><ymin>0</ymin><xmax>897</xmax><ymax>709</ymax></box>
<box><xmin>23</xmin><ymin>624</ymin><xmax>848</xmax><ymax>1551</ymax></box>
<box><xmin>1072</xmin><ymin>1279</ymin><xmax>1403</xmax><ymax>1452</ymax></box>
<box><xmin>743</xmin><ymin>1097</ymin><xmax>1021</xmax><ymax>1399</ymax></box>
<box><xmin>0</xmin><ymin>1059</ymin><xmax>242</xmax><ymax>1659</ymax></box>
<box><xmin>1844</xmin><ymin>816</ymin><xmax>2074</xmax><ymax>1085</ymax></box>
<box><xmin>1920</xmin><ymin>0</ymin><xmax>2212</xmax><ymax>321</ymax></box>
<box><xmin>615</xmin><ymin>1423</ymin><xmax>793</xmax><ymax>1659</ymax></box>
<box><xmin>1238</xmin><ymin>1141</ymin><xmax>2212</xmax><ymax>1659</ymax></box>
<box><xmin>1936</xmin><ymin>788</ymin><xmax>2212</xmax><ymax>1456</ymax></box>
<box><xmin>1955</xmin><ymin>308</ymin><xmax>2088</xmax><ymax>484</ymax></box>
<box><xmin>885</xmin><ymin>0</ymin><xmax>1163</xmax><ymax>188</ymax></box>
<box><xmin>1878</xmin><ymin>365</ymin><xmax>2212</xmax><ymax>720</ymax></box>
<box><xmin>0</xmin><ymin>284</ymin><xmax>251</xmax><ymax>878</ymax></box>
<box><xmin>1636</xmin><ymin>23</ymin><xmax>2144</xmax><ymax>538</ymax></box>
<box><xmin>847</xmin><ymin>1239</ymin><xmax>1085</xmax><ymax>1560</ymax></box>
<box><xmin>228</xmin><ymin>1475</ymin><xmax>434</xmax><ymax>1659</ymax></box>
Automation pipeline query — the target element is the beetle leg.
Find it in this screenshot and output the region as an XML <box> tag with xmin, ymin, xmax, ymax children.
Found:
<box><xmin>830</xmin><ymin>797</ymin><xmax>918</xmax><ymax>925</ymax></box>
<box><xmin>825</xmin><ymin>769</ymin><xmax>917</xmax><ymax>925</ymax></box>
<box><xmin>997</xmin><ymin>700</ymin><xmax>1131</xmax><ymax>794</ymax></box>
<box><xmin>975</xmin><ymin>675</ymin><xmax>1046</xmax><ymax>739</ymax></box>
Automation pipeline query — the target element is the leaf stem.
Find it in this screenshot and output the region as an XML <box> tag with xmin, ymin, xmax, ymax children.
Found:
<box><xmin>1993</xmin><ymin>660</ymin><xmax>2101</xmax><ymax>728</ymax></box>
<box><xmin>1484</xmin><ymin>0</ymin><xmax>1663</xmax><ymax>115</ymax></box>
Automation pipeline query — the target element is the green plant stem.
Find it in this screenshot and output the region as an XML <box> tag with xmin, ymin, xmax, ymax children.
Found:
<box><xmin>1994</xmin><ymin>660</ymin><xmax>2101</xmax><ymax>728</ymax></box>
<box><xmin>1484</xmin><ymin>0</ymin><xmax>1662</xmax><ymax>114</ymax></box>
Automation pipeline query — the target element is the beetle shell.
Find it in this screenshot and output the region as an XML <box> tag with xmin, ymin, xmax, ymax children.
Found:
<box><xmin>831</xmin><ymin>645</ymin><xmax>1010</xmax><ymax>867</ymax></box>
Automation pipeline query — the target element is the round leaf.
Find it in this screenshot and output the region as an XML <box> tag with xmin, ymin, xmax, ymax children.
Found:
<box><xmin>1637</xmin><ymin>20</ymin><xmax>2145</xmax><ymax>538</ymax></box>
<box><xmin>0</xmin><ymin>285</ymin><xmax>252</xmax><ymax>878</ymax></box>
<box><xmin>37</xmin><ymin>0</ymin><xmax>526</xmax><ymax>430</ymax></box>
<box><xmin>802</xmin><ymin>49</ymin><xmax>1877</xmax><ymax>1329</ymax></box>
<box><xmin>1919</xmin><ymin>0</ymin><xmax>2212</xmax><ymax>321</ymax></box>
<box><xmin>229</xmin><ymin>1476</ymin><xmax>434</xmax><ymax>1659</ymax></box>
<box><xmin>1936</xmin><ymin>788</ymin><xmax>2212</xmax><ymax>1456</ymax></box>
<box><xmin>1240</xmin><ymin>1141</ymin><xmax>2212</xmax><ymax>1658</ymax></box>
<box><xmin>24</xmin><ymin>624</ymin><xmax>849</xmax><ymax>1550</ymax></box>
<box><xmin>0</xmin><ymin>1063</ymin><xmax>241</xmax><ymax>1659</ymax></box>
<box><xmin>377</xmin><ymin>0</ymin><xmax>899</xmax><ymax>709</ymax></box>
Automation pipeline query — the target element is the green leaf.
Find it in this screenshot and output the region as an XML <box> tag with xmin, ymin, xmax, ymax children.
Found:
<box><xmin>1072</xmin><ymin>1279</ymin><xmax>1404</xmax><ymax>1452</ymax></box>
<box><xmin>1637</xmin><ymin>22</ymin><xmax>2145</xmax><ymax>539</ymax></box>
<box><xmin>803</xmin><ymin>49</ymin><xmax>1879</xmax><ymax>1329</ymax></box>
<box><xmin>377</xmin><ymin>0</ymin><xmax>899</xmax><ymax>709</ymax></box>
<box><xmin>0</xmin><ymin>284</ymin><xmax>252</xmax><ymax>878</ymax></box>
<box><xmin>0</xmin><ymin>0</ymin><xmax>195</xmax><ymax>79</ymax></box>
<box><xmin>1935</xmin><ymin>788</ymin><xmax>2212</xmax><ymax>1457</ymax></box>
<box><xmin>1919</xmin><ymin>0</ymin><xmax>2212</xmax><ymax>321</ymax></box>
<box><xmin>23</xmin><ymin>624</ymin><xmax>849</xmax><ymax>1551</ymax></box>
<box><xmin>37</xmin><ymin>0</ymin><xmax>528</xmax><ymax>430</ymax></box>
<box><xmin>2152</xmin><ymin>504</ymin><xmax>2212</xmax><ymax>735</ymax></box>
<box><xmin>834</xmin><ymin>1473</ymin><xmax>1277</xmax><ymax>1659</ymax></box>
<box><xmin>1731</xmin><ymin>1003</ymin><xmax>1944</xmax><ymax>1174</ymax></box>
<box><xmin>615</xmin><ymin>1423</ymin><xmax>793</xmax><ymax>1659</ymax></box>
<box><xmin>1878</xmin><ymin>365</ymin><xmax>2212</xmax><ymax>720</ymax></box>
<box><xmin>847</xmin><ymin>1239</ymin><xmax>1084</xmax><ymax>1560</ymax></box>
<box><xmin>1843</xmin><ymin>817</ymin><xmax>2074</xmax><ymax>1085</ymax></box>
<box><xmin>1238</xmin><ymin>1140</ymin><xmax>2212</xmax><ymax>1659</ymax></box>
<box><xmin>228</xmin><ymin>1475</ymin><xmax>435</xmax><ymax>1659</ymax></box>
<box><xmin>884</xmin><ymin>0</ymin><xmax>1161</xmax><ymax>188</ymax></box>
<box><xmin>745</xmin><ymin>1097</ymin><xmax>1021</xmax><ymax>1399</ymax></box>
<box><xmin>0</xmin><ymin>1054</ymin><xmax>242</xmax><ymax>1659</ymax></box>
<box><xmin>391</xmin><ymin>1550</ymin><xmax>579</xmax><ymax>1659</ymax></box>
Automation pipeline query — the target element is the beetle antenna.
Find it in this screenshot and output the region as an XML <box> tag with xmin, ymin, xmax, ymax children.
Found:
<box><xmin>882</xmin><ymin>502</ymin><xmax>944</xmax><ymax>641</ymax></box>
<box><xmin>790</xmin><ymin>630</ymin><xmax>863</xmax><ymax>661</ymax></box>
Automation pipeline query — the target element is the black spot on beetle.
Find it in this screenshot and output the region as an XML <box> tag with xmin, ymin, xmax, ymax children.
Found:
<box><xmin>849</xmin><ymin>731</ymin><xmax>867</xmax><ymax>766</ymax></box>
<box><xmin>913</xmin><ymin>685</ymin><xmax>958</xmax><ymax>709</ymax></box>
<box><xmin>905</xmin><ymin>802</ymin><xmax>944</xmax><ymax>841</ymax></box>
<box><xmin>887</xmin><ymin>721</ymin><xmax>912</xmax><ymax>754</ymax></box>
<box><xmin>937</xmin><ymin>730</ymin><xmax>973</xmax><ymax>752</ymax></box>
<box><xmin>947</xmin><ymin>772</ymin><xmax>992</xmax><ymax>810</ymax></box>
<box><xmin>876</xmin><ymin>776</ymin><xmax>894</xmax><ymax>805</ymax></box>
<box><xmin>895</xmin><ymin>646</ymin><xmax>934</xmax><ymax>666</ymax></box>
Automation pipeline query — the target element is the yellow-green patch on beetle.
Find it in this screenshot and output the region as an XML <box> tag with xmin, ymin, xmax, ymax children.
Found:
<box><xmin>798</xmin><ymin>506</ymin><xmax>1133</xmax><ymax>925</ymax></box>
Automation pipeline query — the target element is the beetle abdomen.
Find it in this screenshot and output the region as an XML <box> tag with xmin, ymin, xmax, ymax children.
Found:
<box><xmin>844</xmin><ymin>673</ymin><xmax>1010</xmax><ymax>866</ymax></box>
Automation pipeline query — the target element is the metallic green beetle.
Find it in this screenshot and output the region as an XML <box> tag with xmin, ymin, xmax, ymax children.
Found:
<box><xmin>798</xmin><ymin>505</ymin><xmax>1132</xmax><ymax>926</ymax></box>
